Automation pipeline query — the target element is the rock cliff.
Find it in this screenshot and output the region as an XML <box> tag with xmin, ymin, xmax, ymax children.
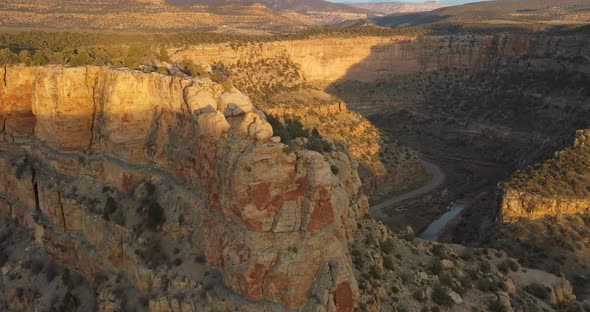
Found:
<box><xmin>173</xmin><ymin>33</ymin><xmax>590</xmax><ymax>87</ymax></box>
<box><xmin>0</xmin><ymin>65</ymin><xmax>368</xmax><ymax>310</ymax></box>
<box><xmin>501</xmin><ymin>129</ymin><xmax>590</xmax><ymax>221</ymax></box>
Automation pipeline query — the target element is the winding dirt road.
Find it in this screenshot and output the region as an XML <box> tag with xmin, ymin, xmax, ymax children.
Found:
<box><xmin>369</xmin><ymin>160</ymin><xmax>445</xmax><ymax>213</ymax></box>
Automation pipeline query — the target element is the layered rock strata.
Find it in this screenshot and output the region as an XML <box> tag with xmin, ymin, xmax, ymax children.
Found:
<box><xmin>501</xmin><ymin>130</ymin><xmax>590</xmax><ymax>221</ymax></box>
<box><xmin>173</xmin><ymin>33</ymin><xmax>590</xmax><ymax>87</ymax></box>
<box><xmin>0</xmin><ymin>65</ymin><xmax>368</xmax><ymax>310</ymax></box>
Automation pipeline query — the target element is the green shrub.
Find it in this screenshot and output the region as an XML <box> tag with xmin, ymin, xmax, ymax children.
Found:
<box><xmin>477</xmin><ymin>278</ymin><xmax>500</xmax><ymax>292</ymax></box>
<box><xmin>383</xmin><ymin>256</ymin><xmax>395</xmax><ymax>271</ymax></box>
<box><xmin>305</xmin><ymin>136</ymin><xmax>332</xmax><ymax>153</ymax></box>
<box><xmin>497</xmin><ymin>259</ymin><xmax>519</xmax><ymax>274</ymax></box>
<box><xmin>431</xmin><ymin>285</ymin><xmax>453</xmax><ymax>306</ymax></box>
<box><xmin>439</xmin><ymin>272</ymin><xmax>453</xmax><ymax>287</ymax></box>
<box><xmin>431</xmin><ymin>244</ymin><xmax>445</xmax><ymax>257</ymax></box>
<box><xmin>61</xmin><ymin>291</ymin><xmax>80</xmax><ymax>312</ymax></box>
<box><xmin>429</xmin><ymin>260</ymin><xmax>443</xmax><ymax>275</ymax></box>
<box><xmin>103</xmin><ymin>196</ymin><xmax>118</xmax><ymax>221</ymax></box>
<box><xmin>369</xmin><ymin>266</ymin><xmax>381</xmax><ymax>280</ymax></box>
<box><xmin>135</xmin><ymin>238</ymin><xmax>168</xmax><ymax>268</ymax></box>
<box><xmin>380</xmin><ymin>238</ymin><xmax>395</xmax><ymax>254</ymax></box>
<box><xmin>479</xmin><ymin>260</ymin><xmax>492</xmax><ymax>273</ymax></box>
<box><xmin>62</xmin><ymin>268</ymin><xmax>75</xmax><ymax>290</ymax></box>
<box><xmin>145</xmin><ymin>182</ymin><xmax>156</xmax><ymax>196</ymax></box>
<box><xmin>147</xmin><ymin>202</ymin><xmax>165</xmax><ymax>229</ymax></box>
<box><xmin>525</xmin><ymin>283</ymin><xmax>550</xmax><ymax>300</ymax></box>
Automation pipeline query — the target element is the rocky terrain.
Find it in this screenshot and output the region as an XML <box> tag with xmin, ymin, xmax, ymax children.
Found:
<box><xmin>0</xmin><ymin>65</ymin><xmax>369</xmax><ymax>310</ymax></box>
<box><xmin>352</xmin><ymin>220</ymin><xmax>581</xmax><ymax>311</ymax></box>
<box><xmin>451</xmin><ymin>130</ymin><xmax>590</xmax><ymax>304</ymax></box>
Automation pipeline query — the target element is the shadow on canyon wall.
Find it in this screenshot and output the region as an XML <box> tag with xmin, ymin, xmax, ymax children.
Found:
<box><xmin>322</xmin><ymin>30</ymin><xmax>590</xmax><ymax>242</ymax></box>
<box><xmin>325</xmin><ymin>32</ymin><xmax>590</xmax><ymax>168</ymax></box>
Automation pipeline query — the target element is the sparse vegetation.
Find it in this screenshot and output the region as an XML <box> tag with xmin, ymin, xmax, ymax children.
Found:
<box><xmin>524</xmin><ymin>283</ymin><xmax>550</xmax><ymax>300</ymax></box>
<box><xmin>431</xmin><ymin>284</ymin><xmax>453</xmax><ymax>306</ymax></box>
<box><xmin>266</xmin><ymin>115</ymin><xmax>333</xmax><ymax>153</ymax></box>
<box><xmin>135</xmin><ymin>238</ymin><xmax>168</xmax><ymax>269</ymax></box>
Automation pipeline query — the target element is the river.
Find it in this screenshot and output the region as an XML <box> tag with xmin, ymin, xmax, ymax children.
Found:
<box><xmin>419</xmin><ymin>199</ymin><xmax>467</xmax><ymax>241</ymax></box>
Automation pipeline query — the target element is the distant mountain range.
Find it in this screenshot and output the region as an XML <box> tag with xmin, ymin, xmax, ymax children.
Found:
<box><xmin>0</xmin><ymin>0</ymin><xmax>372</xmax><ymax>31</ymax></box>
<box><xmin>166</xmin><ymin>0</ymin><xmax>370</xmax><ymax>13</ymax></box>
<box><xmin>373</xmin><ymin>0</ymin><xmax>590</xmax><ymax>27</ymax></box>
<box><xmin>347</xmin><ymin>1</ymin><xmax>444</xmax><ymax>15</ymax></box>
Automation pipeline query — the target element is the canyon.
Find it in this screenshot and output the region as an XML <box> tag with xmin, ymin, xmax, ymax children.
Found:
<box><xmin>0</xmin><ymin>2</ymin><xmax>589</xmax><ymax>308</ymax></box>
<box><xmin>173</xmin><ymin>30</ymin><xmax>590</xmax><ymax>230</ymax></box>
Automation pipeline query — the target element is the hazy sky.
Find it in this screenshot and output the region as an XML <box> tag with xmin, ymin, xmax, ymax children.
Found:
<box><xmin>331</xmin><ymin>0</ymin><xmax>482</xmax><ymax>5</ymax></box>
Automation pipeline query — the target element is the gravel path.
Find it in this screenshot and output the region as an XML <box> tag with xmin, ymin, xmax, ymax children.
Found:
<box><xmin>369</xmin><ymin>160</ymin><xmax>445</xmax><ymax>213</ymax></box>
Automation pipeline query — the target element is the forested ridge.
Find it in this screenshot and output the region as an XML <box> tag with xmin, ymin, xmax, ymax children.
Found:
<box><xmin>0</xmin><ymin>27</ymin><xmax>429</xmax><ymax>67</ymax></box>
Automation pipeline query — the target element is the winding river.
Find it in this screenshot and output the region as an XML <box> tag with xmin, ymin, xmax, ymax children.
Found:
<box><xmin>419</xmin><ymin>200</ymin><xmax>466</xmax><ymax>241</ymax></box>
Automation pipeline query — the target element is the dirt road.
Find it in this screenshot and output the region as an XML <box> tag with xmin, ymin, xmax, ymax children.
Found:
<box><xmin>369</xmin><ymin>160</ymin><xmax>445</xmax><ymax>213</ymax></box>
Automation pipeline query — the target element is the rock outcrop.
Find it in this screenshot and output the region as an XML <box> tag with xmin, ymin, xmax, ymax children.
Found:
<box><xmin>501</xmin><ymin>191</ymin><xmax>590</xmax><ymax>222</ymax></box>
<box><xmin>501</xmin><ymin>129</ymin><xmax>590</xmax><ymax>222</ymax></box>
<box><xmin>0</xmin><ymin>65</ymin><xmax>368</xmax><ymax>310</ymax></box>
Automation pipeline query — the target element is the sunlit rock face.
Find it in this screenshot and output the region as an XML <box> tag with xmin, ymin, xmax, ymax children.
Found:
<box><xmin>501</xmin><ymin>130</ymin><xmax>590</xmax><ymax>222</ymax></box>
<box><xmin>174</xmin><ymin>33</ymin><xmax>590</xmax><ymax>87</ymax></box>
<box><xmin>0</xmin><ymin>65</ymin><xmax>368</xmax><ymax>310</ymax></box>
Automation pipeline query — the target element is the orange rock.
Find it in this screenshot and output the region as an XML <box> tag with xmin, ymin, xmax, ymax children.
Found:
<box><xmin>0</xmin><ymin>65</ymin><xmax>367</xmax><ymax>311</ymax></box>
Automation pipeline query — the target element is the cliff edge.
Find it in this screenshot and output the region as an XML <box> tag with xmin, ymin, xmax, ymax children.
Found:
<box><xmin>0</xmin><ymin>65</ymin><xmax>368</xmax><ymax>310</ymax></box>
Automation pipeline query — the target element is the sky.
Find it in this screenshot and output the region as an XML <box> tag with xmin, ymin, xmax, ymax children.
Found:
<box><xmin>331</xmin><ymin>0</ymin><xmax>481</xmax><ymax>5</ymax></box>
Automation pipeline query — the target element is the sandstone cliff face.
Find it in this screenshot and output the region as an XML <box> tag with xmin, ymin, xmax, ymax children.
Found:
<box><xmin>173</xmin><ymin>33</ymin><xmax>590</xmax><ymax>87</ymax></box>
<box><xmin>501</xmin><ymin>191</ymin><xmax>590</xmax><ymax>222</ymax></box>
<box><xmin>0</xmin><ymin>65</ymin><xmax>368</xmax><ymax>310</ymax></box>
<box><xmin>501</xmin><ymin>130</ymin><xmax>590</xmax><ymax>222</ymax></box>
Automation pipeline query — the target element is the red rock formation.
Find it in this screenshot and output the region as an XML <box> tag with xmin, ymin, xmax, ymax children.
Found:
<box><xmin>0</xmin><ymin>65</ymin><xmax>368</xmax><ymax>310</ymax></box>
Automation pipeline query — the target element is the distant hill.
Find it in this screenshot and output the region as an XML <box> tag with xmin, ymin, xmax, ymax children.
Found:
<box><xmin>3</xmin><ymin>0</ymin><xmax>165</xmax><ymax>4</ymax></box>
<box><xmin>0</xmin><ymin>0</ymin><xmax>370</xmax><ymax>31</ymax></box>
<box><xmin>374</xmin><ymin>0</ymin><xmax>590</xmax><ymax>27</ymax></box>
<box><xmin>166</xmin><ymin>0</ymin><xmax>370</xmax><ymax>13</ymax></box>
<box><xmin>349</xmin><ymin>1</ymin><xmax>444</xmax><ymax>15</ymax></box>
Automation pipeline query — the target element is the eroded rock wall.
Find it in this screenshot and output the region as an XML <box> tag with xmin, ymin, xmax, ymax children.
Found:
<box><xmin>501</xmin><ymin>190</ymin><xmax>590</xmax><ymax>222</ymax></box>
<box><xmin>0</xmin><ymin>65</ymin><xmax>368</xmax><ymax>310</ymax></box>
<box><xmin>501</xmin><ymin>130</ymin><xmax>590</xmax><ymax>222</ymax></box>
<box><xmin>173</xmin><ymin>33</ymin><xmax>590</xmax><ymax>87</ymax></box>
